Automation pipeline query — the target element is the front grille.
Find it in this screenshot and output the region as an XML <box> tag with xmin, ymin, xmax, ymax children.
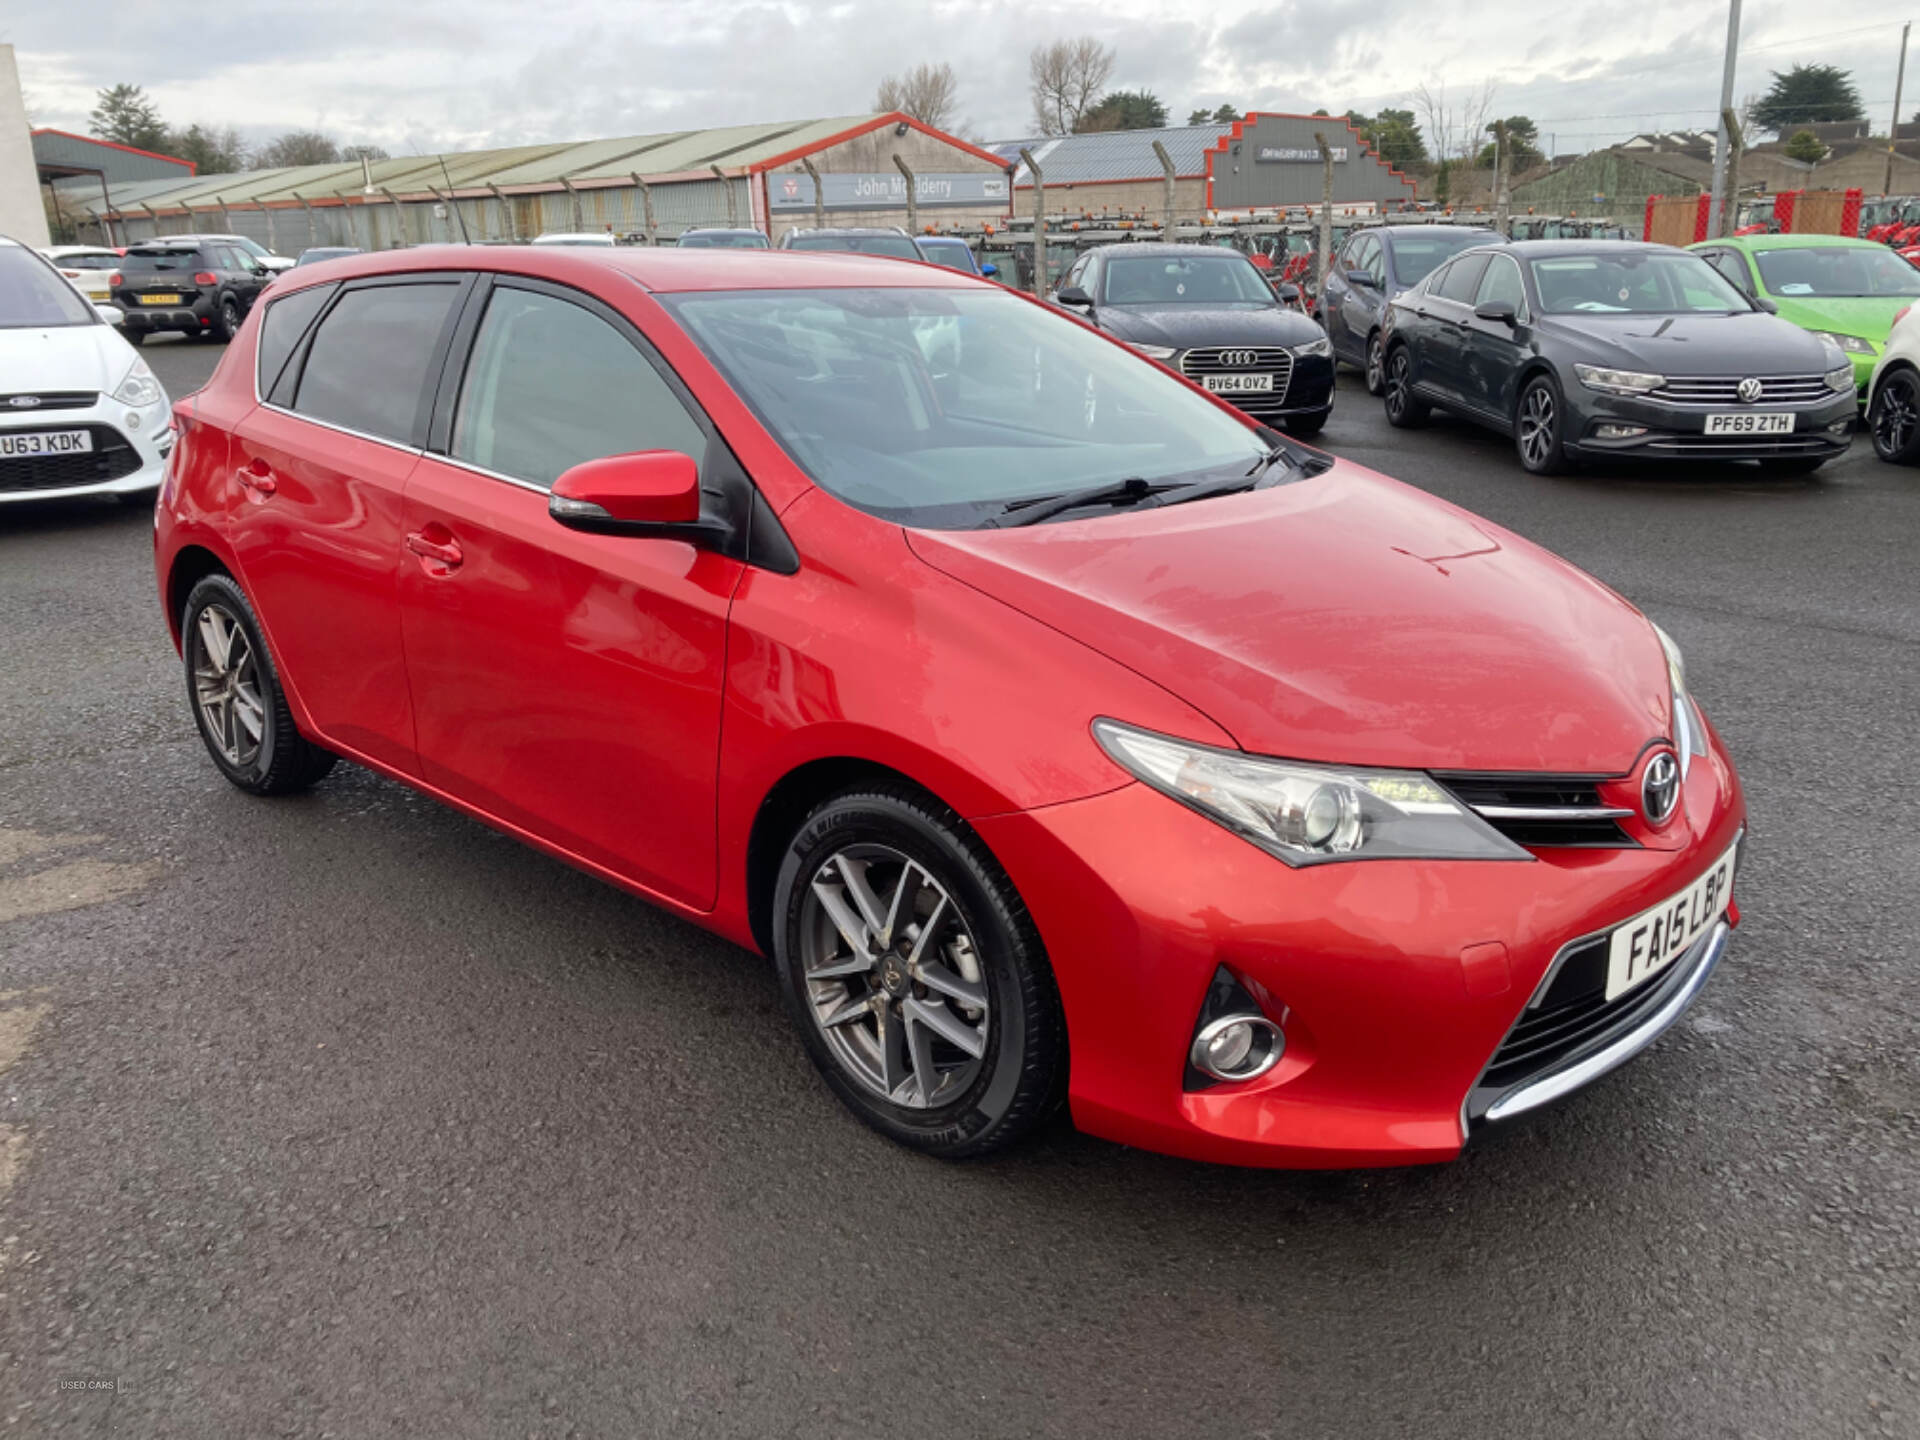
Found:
<box><xmin>1181</xmin><ymin>347</ymin><xmax>1295</xmax><ymax>414</ymax></box>
<box><xmin>1651</xmin><ymin>375</ymin><xmax>1833</xmax><ymax>405</ymax></box>
<box><xmin>0</xmin><ymin>424</ymin><xmax>143</xmax><ymax>494</ymax></box>
<box><xmin>1434</xmin><ymin>772</ymin><xmax>1636</xmax><ymax>848</ymax></box>
<box><xmin>1467</xmin><ymin>925</ymin><xmax>1712</xmax><ymax>1119</ymax></box>
<box><xmin>0</xmin><ymin>391</ymin><xmax>97</xmax><ymax>412</ymax></box>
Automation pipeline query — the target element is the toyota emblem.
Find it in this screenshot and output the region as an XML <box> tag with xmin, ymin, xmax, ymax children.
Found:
<box><xmin>1642</xmin><ymin>751</ymin><xmax>1680</xmax><ymax>826</ymax></box>
<box><xmin>1735</xmin><ymin>376</ymin><xmax>1763</xmax><ymax>404</ymax></box>
<box><xmin>1219</xmin><ymin>349</ymin><xmax>1260</xmax><ymax>368</ymax></box>
<box><xmin>6</xmin><ymin>395</ymin><xmax>40</xmax><ymax>409</ymax></box>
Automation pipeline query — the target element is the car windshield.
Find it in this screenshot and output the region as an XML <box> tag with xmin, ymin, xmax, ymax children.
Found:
<box><xmin>679</xmin><ymin>232</ymin><xmax>769</xmax><ymax>249</ymax></box>
<box><xmin>1391</xmin><ymin>231</ymin><xmax>1499</xmax><ymax>285</ymax></box>
<box><xmin>1753</xmin><ymin>246</ymin><xmax>1920</xmax><ymax>298</ymax></box>
<box><xmin>787</xmin><ymin>234</ymin><xmax>924</xmax><ymax>259</ymax></box>
<box><xmin>122</xmin><ymin>250</ymin><xmax>206</xmax><ymax>272</ymax></box>
<box><xmin>662</xmin><ymin>286</ymin><xmax>1268</xmax><ymax>528</ymax></box>
<box><xmin>0</xmin><ymin>246</ymin><xmax>96</xmax><ymax>327</ymax></box>
<box><xmin>1530</xmin><ymin>252</ymin><xmax>1749</xmax><ymax>314</ymax></box>
<box><xmin>917</xmin><ymin>243</ymin><xmax>977</xmax><ymax>274</ymax></box>
<box><xmin>1101</xmin><ymin>254</ymin><xmax>1274</xmax><ymax>306</ymax></box>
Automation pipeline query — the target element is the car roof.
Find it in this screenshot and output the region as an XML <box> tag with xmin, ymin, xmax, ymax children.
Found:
<box><xmin>1367</xmin><ymin>225</ymin><xmax>1505</xmax><ymax>239</ymax></box>
<box><xmin>1087</xmin><ymin>243</ymin><xmax>1260</xmax><ymax>259</ymax></box>
<box><xmin>1716</xmin><ymin>232</ymin><xmax>1883</xmax><ymax>250</ymax></box>
<box><xmin>44</xmin><ymin>244</ymin><xmax>119</xmax><ymax>255</ymax></box>
<box><xmin>1500</xmin><ymin>240</ymin><xmax>1685</xmax><ymax>258</ymax></box>
<box><xmin>256</xmin><ymin>243</ymin><xmax>982</xmax><ymax>295</ymax></box>
<box><xmin>682</xmin><ymin>228</ymin><xmax>763</xmax><ymax>235</ymax></box>
<box><xmin>785</xmin><ymin>227</ymin><xmax>910</xmax><ymax>236</ymax></box>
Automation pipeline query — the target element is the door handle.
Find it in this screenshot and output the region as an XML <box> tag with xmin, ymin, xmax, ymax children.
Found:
<box><xmin>405</xmin><ymin>531</ymin><xmax>463</xmax><ymax>568</ymax></box>
<box><xmin>235</xmin><ymin>462</ymin><xmax>276</xmax><ymax>496</ymax></box>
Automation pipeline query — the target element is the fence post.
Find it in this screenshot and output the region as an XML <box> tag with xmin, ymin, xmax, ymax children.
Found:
<box><xmin>488</xmin><ymin>183</ymin><xmax>517</xmax><ymax>242</ymax></box>
<box><xmin>561</xmin><ymin>177</ymin><xmax>582</xmax><ymax>232</ymax></box>
<box><xmin>708</xmin><ymin>165</ymin><xmax>739</xmax><ymax>229</ymax></box>
<box><xmin>1313</xmin><ymin>133</ymin><xmax>1333</xmax><ymax>318</ymax></box>
<box><xmin>893</xmin><ymin>154</ymin><xmax>917</xmax><ymax>235</ymax></box>
<box><xmin>1152</xmin><ymin>139</ymin><xmax>1176</xmax><ymax>239</ymax></box>
<box><xmin>1718</xmin><ymin>110</ymin><xmax>1745</xmax><ymax>238</ymax></box>
<box><xmin>1020</xmin><ymin>149</ymin><xmax>1045</xmax><ymax>298</ymax></box>
<box><xmin>379</xmin><ymin>187</ymin><xmax>407</xmax><ymax>247</ymax></box>
<box><xmin>800</xmin><ymin>157</ymin><xmax>825</xmax><ymax>231</ymax></box>
<box><xmin>631</xmin><ymin>173</ymin><xmax>657</xmax><ymax>245</ymax></box>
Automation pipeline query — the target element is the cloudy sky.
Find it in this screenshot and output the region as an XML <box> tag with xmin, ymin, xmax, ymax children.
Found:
<box><xmin>5</xmin><ymin>0</ymin><xmax>1911</xmax><ymax>160</ymax></box>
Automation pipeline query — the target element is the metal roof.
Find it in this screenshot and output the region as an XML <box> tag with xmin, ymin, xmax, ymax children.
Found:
<box><xmin>63</xmin><ymin>114</ymin><xmax>906</xmax><ymax>219</ymax></box>
<box><xmin>988</xmin><ymin>126</ymin><xmax>1232</xmax><ymax>185</ymax></box>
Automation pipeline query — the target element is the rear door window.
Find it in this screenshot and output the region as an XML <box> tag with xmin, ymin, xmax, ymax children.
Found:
<box><xmin>450</xmin><ymin>284</ymin><xmax>706</xmax><ymax>490</ymax></box>
<box><xmin>256</xmin><ymin>283</ymin><xmax>339</xmax><ymax>399</ymax></box>
<box><xmin>1435</xmin><ymin>253</ymin><xmax>1492</xmax><ymax>304</ymax></box>
<box><xmin>292</xmin><ymin>282</ymin><xmax>461</xmax><ymax>445</ymax></box>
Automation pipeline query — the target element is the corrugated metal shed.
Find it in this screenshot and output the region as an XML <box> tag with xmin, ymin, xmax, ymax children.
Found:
<box><xmin>989</xmin><ymin>126</ymin><xmax>1231</xmax><ymax>185</ymax></box>
<box><xmin>32</xmin><ymin>129</ymin><xmax>195</xmax><ymax>184</ymax></box>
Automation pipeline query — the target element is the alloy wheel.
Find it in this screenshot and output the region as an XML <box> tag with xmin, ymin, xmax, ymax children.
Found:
<box><xmin>191</xmin><ymin>603</ymin><xmax>265</xmax><ymax>768</ymax></box>
<box><xmin>1519</xmin><ymin>385</ymin><xmax>1556</xmax><ymax>469</ymax></box>
<box><xmin>798</xmin><ymin>843</ymin><xmax>989</xmax><ymax>1110</ymax></box>
<box><xmin>1385</xmin><ymin>351</ymin><xmax>1410</xmax><ymax>417</ymax></box>
<box><xmin>1873</xmin><ymin>378</ymin><xmax>1917</xmax><ymax>459</ymax></box>
<box><xmin>221</xmin><ymin>298</ymin><xmax>241</xmax><ymax>334</ymax></box>
<box><xmin>1365</xmin><ymin>334</ymin><xmax>1384</xmax><ymax>394</ymax></box>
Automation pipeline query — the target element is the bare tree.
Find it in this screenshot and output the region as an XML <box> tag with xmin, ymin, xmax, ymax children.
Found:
<box><xmin>875</xmin><ymin>62</ymin><xmax>960</xmax><ymax>132</ymax></box>
<box><xmin>1413</xmin><ymin>79</ymin><xmax>1497</xmax><ymax>167</ymax></box>
<box><xmin>1029</xmin><ymin>38</ymin><xmax>1116</xmax><ymax>136</ymax></box>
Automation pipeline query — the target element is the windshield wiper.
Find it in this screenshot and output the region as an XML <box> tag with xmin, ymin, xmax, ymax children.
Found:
<box><xmin>983</xmin><ymin>476</ymin><xmax>1172</xmax><ymax>528</ymax></box>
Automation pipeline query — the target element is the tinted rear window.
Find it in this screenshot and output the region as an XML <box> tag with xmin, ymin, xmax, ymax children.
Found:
<box><xmin>1391</xmin><ymin>231</ymin><xmax>1498</xmax><ymax>285</ymax></box>
<box><xmin>257</xmin><ymin>283</ymin><xmax>339</xmax><ymax>398</ymax></box>
<box><xmin>293</xmin><ymin>283</ymin><xmax>459</xmax><ymax>444</ymax></box>
<box><xmin>123</xmin><ymin>250</ymin><xmax>207</xmax><ymax>271</ymax></box>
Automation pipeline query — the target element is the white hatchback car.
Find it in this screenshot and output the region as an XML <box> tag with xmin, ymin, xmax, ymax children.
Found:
<box><xmin>0</xmin><ymin>239</ymin><xmax>173</xmax><ymax>506</ymax></box>
<box><xmin>1866</xmin><ymin>303</ymin><xmax>1920</xmax><ymax>465</ymax></box>
<box><xmin>41</xmin><ymin>244</ymin><xmax>124</xmax><ymax>303</ymax></box>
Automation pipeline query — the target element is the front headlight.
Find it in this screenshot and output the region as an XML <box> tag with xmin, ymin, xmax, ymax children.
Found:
<box><xmin>1092</xmin><ymin>719</ymin><xmax>1527</xmax><ymax>867</ymax></box>
<box><xmin>1652</xmin><ymin>624</ymin><xmax>1704</xmax><ymax>776</ymax></box>
<box><xmin>113</xmin><ymin>361</ymin><xmax>164</xmax><ymax>408</ymax></box>
<box><xmin>1824</xmin><ymin>364</ymin><xmax>1857</xmax><ymax>393</ymax></box>
<box><xmin>1126</xmin><ymin>342</ymin><xmax>1177</xmax><ymax>360</ymax></box>
<box><xmin>1813</xmin><ymin>331</ymin><xmax>1875</xmax><ymax>356</ymax></box>
<box><xmin>1291</xmin><ymin>335</ymin><xmax>1332</xmax><ymax>358</ymax></box>
<box><xmin>1574</xmin><ymin>363</ymin><xmax>1664</xmax><ymax>396</ymax></box>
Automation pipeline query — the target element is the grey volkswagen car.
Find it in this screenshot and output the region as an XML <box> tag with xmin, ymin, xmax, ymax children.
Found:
<box><xmin>1379</xmin><ymin>241</ymin><xmax>1858</xmax><ymax>475</ymax></box>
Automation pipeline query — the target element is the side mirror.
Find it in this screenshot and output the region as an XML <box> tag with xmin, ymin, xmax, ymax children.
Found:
<box><xmin>1275</xmin><ymin>282</ymin><xmax>1302</xmax><ymax>302</ymax></box>
<box><xmin>980</xmin><ymin>262</ymin><xmax>998</xmax><ymax>277</ymax></box>
<box><xmin>1055</xmin><ymin>285</ymin><xmax>1094</xmax><ymax>307</ymax></box>
<box><xmin>548</xmin><ymin>450</ymin><xmax>726</xmax><ymax>545</ymax></box>
<box><xmin>1345</xmin><ymin>268</ymin><xmax>1375</xmax><ymax>287</ymax></box>
<box><xmin>1473</xmin><ymin>300</ymin><xmax>1518</xmax><ymax>326</ymax></box>
<box><xmin>96</xmin><ymin>304</ymin><xmax>124</xmax><ymax>326</ymax></box>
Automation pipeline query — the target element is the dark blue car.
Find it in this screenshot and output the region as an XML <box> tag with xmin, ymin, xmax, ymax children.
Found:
<box><xmin>913</xmin><ymin>236</ymin><xmax>997</xmax><ymax>280</ymax></box>
<box><xmin>1322</xmin><ymin>225</ymin><xmax>1505</xmax><ymax>394</ymax></box>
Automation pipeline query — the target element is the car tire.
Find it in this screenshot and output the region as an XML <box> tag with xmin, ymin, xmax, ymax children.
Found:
<box><xmin>181</xmin><ymin>574</ymin><xmax>336</xmax><ymax>796</ymax></box>
<box><xmin>1283</xmin><ymin>409</ymin><xmax>1329</xmax><ymax>439</ymax></box>
<box><xmin>1515</xmin><ymin>373</ymin><xmax>1571</xmax><ymax>475</ymax></box>
<box><xmin>1868</xmin><ymin>369</ymin><xmax>1920</xmax><ymax>465</ymax></box>
<box><xmin>212</xmin><ymin>296</ymin><xmax>242</xmax><ymax>343</ymax></box>
<box><xmin>1383</xmin><ymin>345</ymin><xmax>1429</xmax><ymax>428</ymax></box>
<box><xmin>771</xmin><ymin>785</ymin><xmax>1066</xmax><ymax>1160</ymax></box>
<box><xmin>1364</xmin><ymin>331</ymin><xmax>1386</xmax><ymax>396</ymax></box>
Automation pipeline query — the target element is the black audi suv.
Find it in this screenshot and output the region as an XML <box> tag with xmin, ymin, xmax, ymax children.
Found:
<box><xmin>1380</xmin><ymin>240</ymin><xmax>1858</xmax><ymax>475</ymax></box>
<box><xmin>109</xmin><ymin>240</ymin><xmax>274</xmax><ymax>345</ymax></box>
<box><xmin>1052</xmin><ymin>243</ymin><xmax>1335</xmax><ymax>436</ymax></box>
<box><xmin>1322</xmin><ymin>224</ymin><xmax>1506</xmax><ymax>394</ymax></box>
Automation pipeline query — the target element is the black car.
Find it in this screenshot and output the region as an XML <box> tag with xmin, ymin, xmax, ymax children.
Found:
<box><xmin>1322</xmin><ymin>225</ymin><xmax>1505</xmax><ymax>394</ymax></box>
<box><xmin>677</xmin><ymin>228</ymin><xmax>771</xmax><ymax>249</ymax></box>
<box><xmin>1052</xmin><ymin>243</ymin><xmax>1334</xmax><ymax>436</ymax></box>
<box><xmin>110</xmin><ymin>241</ymin><xmax>273</xmax><ymax>345</ymax></box>
<box><xmin>1380</xmin><ymin>240</ymin><xmax>1859</xmax><ymax>475</ymax></box>
<box><xmin>777</xmin><ymin>227</ymin><xmax>925</xmax><ymax>259</ymax></box>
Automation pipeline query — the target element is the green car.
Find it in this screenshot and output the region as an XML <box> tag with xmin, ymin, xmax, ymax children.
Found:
<box><xmin>1689</xmin><ymin>233</ymin><xmax>1920</xmax><ymax>402</ymax></box>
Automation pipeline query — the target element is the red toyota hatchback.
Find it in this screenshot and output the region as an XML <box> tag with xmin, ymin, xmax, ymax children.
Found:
<box><xmin>155</xmin><ymin>246</ymin><xmax>1745</xmax><ymax>1168</ymax></box>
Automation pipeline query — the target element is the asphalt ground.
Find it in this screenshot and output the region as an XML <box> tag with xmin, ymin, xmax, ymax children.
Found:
<box><xmin>1</xmin><ymin>331</ymin><xmax>1915</xmax><ymax>1438</ymax></box>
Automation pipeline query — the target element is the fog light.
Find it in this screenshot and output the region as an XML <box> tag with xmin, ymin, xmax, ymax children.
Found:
<box><xmin>1594</xmin><ymin>423</ymin><xmax>1647</xmax><ymax>440</ymax></box>
<box><xmin>1189</xmin><ymin>1014</ymin><xmax>1284</xmax><ymax>1082</ymax></box>
<box><xmin>125</xmin><ymin>411</ymin><xmax>141</xmax><ymax>430</ymax></box>
<box><xmin>1827</xmin><ymin>420</ymin><xmax>1855</xmax><ymax>435</ymax></box>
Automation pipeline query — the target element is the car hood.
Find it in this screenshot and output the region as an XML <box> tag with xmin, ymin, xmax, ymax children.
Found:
<box><xmin>1769</xmin><ymin>293</ymin><xmax>1906</xmax><ymax>340</ymax></box>
<box><xmin>1098</xmin><ymin>304</ymin><xmax>1322</xmax><ymax>350</ymax></box>
<box><xmin>1537</xmin><ymin>309</ymin><xmax>1837</xmax><ymax>375</ymax></box>
<box><xmin>905</xmin><ymin>461</ymin><xmax>1672</xmax><ymax>773</ymax></box>
<box><xmin>0</xmin><ymin>324</ymin><xmax>133</xmax><ymax>397</ymax></box>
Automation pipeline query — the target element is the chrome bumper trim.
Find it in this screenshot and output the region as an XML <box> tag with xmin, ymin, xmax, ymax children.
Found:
<box><xmin>1483</xmin><ymin>919</ymin><xmax>1729</xmax><ymax>1122</ymax></box>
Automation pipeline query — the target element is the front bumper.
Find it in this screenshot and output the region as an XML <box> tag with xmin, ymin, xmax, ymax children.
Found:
<box><xmin>972</xmin><ymin>717</ymin><xmax>1745</xmax><ymax>1169</ymax></box>
<box><xmin>1564</xmin><ymin>387</ymin><xmax>1857</xmax><ymax>462</ymax></box>
<box><xmin>0</xmin><ymin>406</ymin><xmax>173</xmax><ymax>504</ymax></box>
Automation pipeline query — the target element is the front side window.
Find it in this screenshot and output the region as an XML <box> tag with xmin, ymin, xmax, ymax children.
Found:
<box><xmin>0</xmin><ymin>246</ymin><xmax>96</xmax><ymax>328</ymax></box>
<box><xmin>1101</xmin><ymin>254</ymin><xmax>1275</xmax><ymax>307</ymax></box>
<box><xmin>662</xmin><ymin>286</ymin><xmax>1268</xmax><ymax>529</ymax></box>
<box><xmin>1753</xmin><ymin>245</ymin><xmax>1920</xmax><ymax>298</ymax></box>
<box><xmin>451</xmin><ymin>286</ymin><xmax>706</xmax><ymax>489</ymax></box>
<box><xmin>1475</xmin><ymin>255</ymin><xmax>1527</xmax><ymax>317</ymax></box>
<box><xmin>293</xmin><ymin>282</ymin><xmax>459</xmax><ymax>444</ymax></box>
<box><xmin>1703</xmin><ymin>249</ymin><xmax>1752</xmax><ymax>291</ymax></box>
<box><xmin>1530</xmin><ymin>252</ymin><xmax>1749</xmax><ymax>314</ymax></box>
